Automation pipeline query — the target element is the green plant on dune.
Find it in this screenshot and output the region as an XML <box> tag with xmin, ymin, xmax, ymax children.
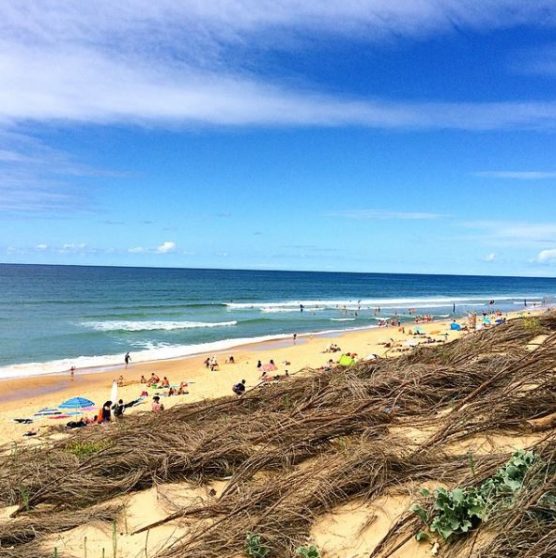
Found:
<box><xmin>523</xmin><ymin>316</ymin><xmax>542</xmax><ymax>334</ymax></box>
<box><xmin>66</xmin><ymin>439</ymin><xmax>109</xmax><ymax>459</ymax></box>
<box><xmin>295</xmin><ymin>544</ymin><xmax>321</xmax><ymax>557</ymax></box>
<box><xmin>245</xmin><ymin>532</ymin><xmax>270</xmax><ymax>558</ymax></box>
<box><xmin>412</xmin><ymin>450</ymin><xmax>538</xmax><ymax>541</ymax></box>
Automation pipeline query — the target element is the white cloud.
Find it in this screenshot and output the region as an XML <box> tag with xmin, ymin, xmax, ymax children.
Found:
<box><xmin>128</xmin><ymin>246</ymin><xmax>145</xmax><ymax>254</ymax></box>
<box><xmin>59</xmin><ymin>243</ymin><xmax>88</xmax><ymax>253</ymax></box>
<box><xmin>156</xmin><ymin>241</ymin><xmax>176</xmax><ymax>253</ymax></box>
<box><xmin>536</xmin><ymin>248</ymin><xmax>556</xmax><ymax>263</ymax></box>
<box><xmin>464</xmin><ymin>221</ymin><xmax>556</xmax><ymax>245</ymax></box>
<box><xmin>0</xmin><ymin>2</ymin><xmax>555</xmax><ymax>130</ymax></box>
<box><xmin>474</xmin><ymin>171</ymin><xmax>556</xmax><ymax>180</ymax></box>
<box><xmin>483</xmin><ymin>252</ymin><xmax>496</xmax><ymax>262</ymax></box>
<box><xmin>35</xmin><ymin>243</ymin><xmax>48</xmax><ymax>251</ymax></box>
<box><xmin>328</xmin><ymin>209</ymin><xmax>444</xmax><ymax>220</ymax></box>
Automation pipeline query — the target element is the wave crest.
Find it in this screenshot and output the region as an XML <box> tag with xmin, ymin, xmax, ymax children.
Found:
<box><xmin>82</xmin><ymin>320</ymin><xmax>237</xmax><ymax>332</ymax></box>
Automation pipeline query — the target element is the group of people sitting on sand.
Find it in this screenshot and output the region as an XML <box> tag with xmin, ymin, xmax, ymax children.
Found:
<box><xmin>203</xmin><ymin>356</ymin><xmax>219</xmax><ymax>371</ymax></box>
<box><xmin>323</xmin><ymin>343</ymin><xmax>341</xmax><ymax>353</ymax></box>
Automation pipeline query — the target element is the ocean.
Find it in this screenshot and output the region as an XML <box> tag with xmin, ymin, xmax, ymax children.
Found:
<box><xmin>1</xmin><ymin>263</ymin><xmax>555</xmax><ymax>379</ymax></box>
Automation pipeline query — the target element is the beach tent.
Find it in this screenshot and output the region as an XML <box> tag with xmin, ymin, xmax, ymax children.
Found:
<box><xmin>59</xmin><ymin>396</ymin><xmax>95</xmax><ymax>410</ymax></box>
<box><xmin>450</xmin><ymin>322</ymin><xmax>462</xmax><ymax>331</ymax></box>
<box><xmin>338</xmin><ymin>354</ymin><xmax>356</xmax><ymax>367</ymax></box>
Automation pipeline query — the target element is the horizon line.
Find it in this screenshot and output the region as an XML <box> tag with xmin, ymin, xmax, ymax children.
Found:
<box><xmin>1</xmin><ymin>260</ymin><xmax>555</xmax><ymax>281</ymax></box>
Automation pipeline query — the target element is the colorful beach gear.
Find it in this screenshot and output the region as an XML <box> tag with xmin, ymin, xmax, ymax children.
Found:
<box><xmin>59</xmin><ymin>396</ymin><xmax>95</xmax><ymax>409</ymax></box>
<box><xmin>338</xmin><ymin>354</ymin><xmax>356</xmax><ymax>367</ymax></box>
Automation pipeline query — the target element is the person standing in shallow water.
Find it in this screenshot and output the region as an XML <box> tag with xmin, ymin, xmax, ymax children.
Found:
<box><xmin>124</xmin><ymin>352</ymin><xmax>131</xmax><ymax>368</ymax></box>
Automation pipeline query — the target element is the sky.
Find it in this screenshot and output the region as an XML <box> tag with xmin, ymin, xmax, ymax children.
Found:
<box><xmin>1</xmin><ymin>1</ymin><xmax>556</xmax><ymax>276</ymax></box>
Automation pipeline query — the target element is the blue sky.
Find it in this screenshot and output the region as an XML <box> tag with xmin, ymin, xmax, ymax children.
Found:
<box><xmin>2</xmin><ymin>1</ymin><xmax>556</xmax><ymax>275</ymax></box>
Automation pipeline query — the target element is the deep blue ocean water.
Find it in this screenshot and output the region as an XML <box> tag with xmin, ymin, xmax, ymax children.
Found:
<box><xmin>1</xmin><ymin>264</ymin><xmax>555</xmax><ymax>378</ymax></box>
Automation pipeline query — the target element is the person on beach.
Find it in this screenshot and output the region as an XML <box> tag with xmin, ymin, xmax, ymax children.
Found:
<box><xmin>152</xmin><ymin>395</ymin><xmax>164</xmax><ymax>412</ymax></box>
<box><xmin>232</xmin><ymin>379</ymin><xmax>246</xmax><ymax>396</ymax></box>
<box><xmin>124</xmin><ymin>352</ymin><xmax>131</xmax><ymax>367</ymax></box>
<box><xmin>147</xmin><ymin>372</ymin><xmax>160</xmax><ymax>386</ymax></box>
<box><xmin>256</xmin><ymin>360</ymin><xmax>262</xmax><ymax>369</ymax></box>
<box><xmin>161</xmin><ymin>376</ymin><xmax>170</xmax><ymax>387</ymax></box>
<box><xmin>140</xmin><ymin>375</ymin><xmax>147</xmax><ymax>383</ymax></box>
<box><xmin>293</xmin><ymin>333</ymin><xmax>297</xmax><ymax>344</ymax></box>
<box><xmin>177</xmin><ymin>381</ymin><xmax>189</xmax><ymax>395</ymax></box>
<box><xmin>117</xmin><ymin>375</ymin><xmax>125</xmax><ymax>387</ymax></box>
<box><xmin>112</xmin><ymin>399</ymin><xmax>125</xmax><ymax>418</ymax></box>
<box><xmin>100</xmin><ymin>400</ymin><xmax>112</xmax><ymax>422</ymax></box>
<box><xmin>226</xmin><ymin>355</ymin><xmax>235</xmax><ymax>364</ymax></box>
<box><xmin>70</xmin><ymin>366</ymin><xmax>76</xmax><ymax>380</ymax></box>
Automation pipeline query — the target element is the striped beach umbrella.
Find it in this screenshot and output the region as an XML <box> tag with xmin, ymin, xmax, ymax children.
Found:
<box><xmin>59</xmin><ymin>396</ymin><xmax>96</xmax><ymax>410</ymax></box>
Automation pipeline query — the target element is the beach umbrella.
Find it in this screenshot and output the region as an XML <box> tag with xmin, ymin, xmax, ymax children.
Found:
<box><xmin>59</xmin><ymin>396</ymin><xmax>95</xmax><ymax>410</ymax></box>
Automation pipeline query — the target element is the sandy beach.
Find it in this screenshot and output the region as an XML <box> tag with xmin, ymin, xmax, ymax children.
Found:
<box><xmin>0</xmin><ymin>309</ymin><xmax>538</xmax><ymax>448</ymax></box>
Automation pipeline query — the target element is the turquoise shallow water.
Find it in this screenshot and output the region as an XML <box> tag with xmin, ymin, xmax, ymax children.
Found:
<box><xmin>1</xmin><ymin>264</ymin><xmax>555</xmax><ymax>378</ymax></box>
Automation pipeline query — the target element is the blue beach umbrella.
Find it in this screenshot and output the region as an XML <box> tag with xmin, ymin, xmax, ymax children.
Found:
<box><xmin>59</xmin><ymin>396</ymin><xmax>96</xmax><ymax>410</ymax></box>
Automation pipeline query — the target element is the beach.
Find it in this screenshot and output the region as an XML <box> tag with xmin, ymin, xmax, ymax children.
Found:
<box><xmin>1</xmin><ymin>308</ymin><xmax>553</xmax><ymax>558</ymax></box>
<box><xmin>0</xmin><ymin>309</ymin><xmax>537</xmax><ymax>448</ymax></box>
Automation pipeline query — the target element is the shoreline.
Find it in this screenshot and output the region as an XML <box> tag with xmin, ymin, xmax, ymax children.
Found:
<box><xmin>0</xmin><ymin>307</ymin><xmax>544</xmax><ymax>448</ymax></box>
<box><xmin>0</xmin><ymin>324</ymin><xmax>380</xmax><ymax>382</ymax></box>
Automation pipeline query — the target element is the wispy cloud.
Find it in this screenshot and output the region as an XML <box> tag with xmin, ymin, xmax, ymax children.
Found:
<box><xmin>482</xmin><ymin>252</ymin><xmax>496</xmax><ymax>262</ymax></box>
<box><xmin>464</xmin><ymin>220</ymin><xmax>556</xmax><ymax>246</ymax></box>
<box><xmin>0</xmin><ymin>2</ymin><xmax>556</xmax><ymax>130</ymax></box>
<box><xmin>474</xmin><ymin>171</ymin><xmax>556</xmax><ymax>180</ymax></box>
<box><xmin>0</xmin><ymin>132</ymin><xmax>127</xmax><ymax>214</ymax></box>
<box><xmin>327</xmin><ymin>209</ymin><xmax>445</xmax><ymax>220</ymax></box>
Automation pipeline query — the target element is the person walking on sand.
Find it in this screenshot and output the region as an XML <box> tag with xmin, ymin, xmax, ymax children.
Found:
<box><xmin>293</xmin><ymin>333</ymin><xmax>297</xmax><ymax>344</ymax></box>
<box><xmin>124</xmin><ymin>352</ymin><xmax>131</xmax><ymax>368</ymax></box>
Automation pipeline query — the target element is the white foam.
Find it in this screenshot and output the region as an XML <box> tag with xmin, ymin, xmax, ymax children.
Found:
<box><xmin>227</xmin><ymin>295</ymin><xmax>541</xmax><ymax>312</ymax></box>
<box><xmin>0</xmin><ymin>325</ymin><xmax>377</xmax><ymax>380</ymax></box>
<box><xmin>82</xmin><ymin>320</ymin><xmax>237</xmax><ymax>332</ymax></box>
<box><xmin>330</xmin><ymin>318</ymin><xmax>356</xmax><ymax>322</ymax></box>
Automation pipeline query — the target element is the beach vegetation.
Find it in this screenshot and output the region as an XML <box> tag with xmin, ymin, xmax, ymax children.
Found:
<box><xmin>412</xmin><ymin>450</ymin><xmax>538</xmax><ymax>541</ymax></box>
<box><xmin>0</xmin><ymin>314</ymin><xmax>555</xmax><ymax>558</ymax></box>
<box><xmin>66</xmin><ymin>439</ymin><xmax>109</xmax><ymax>459</ymax></box>
<box><xmin>295</xmin><ymin>544</ymin><xmax>321</xmax><ymax>557</ymax></box>
<box><xmin>245</xmin><ymin>532</ymin><xmax>270</xmax><ymax>558</ymax></box>
<box><xmin>523</xmin><ymin>316</ymin><xmax>543</xmax><ymax>334</ymax></box>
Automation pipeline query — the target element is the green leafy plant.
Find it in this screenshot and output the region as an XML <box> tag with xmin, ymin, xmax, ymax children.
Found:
<box><xmin>480</xmin><ymin>450</ymin><xmax>536</xmax><ymax>504</ymax></box>
<box><xmin>412</xmin><ymin>451</ymin><xmax>537</xmax><ymax>541</ymax></box>
<box><xmin>523</xmin><ymin>316</ymin><xmax>542</xmax><ymax>333</ymax></box>
<box><xmin>411</xmin><ymin>487</ymin><xmax>486</xmax><ymax>540</ymax></box>
<box><xmin>245</xmin><ymin>532</ymin><xmax>270</xmax><ymax>558</ymax></box>
<box><xmin>66</xmin><ymin>440</ymin><xmax>108</xmax><ymax>459</ymax></box>
<box><xmin>295</xmin><ymin>544</ymin><xmax>321</xmax><ymax>558</ymax></box>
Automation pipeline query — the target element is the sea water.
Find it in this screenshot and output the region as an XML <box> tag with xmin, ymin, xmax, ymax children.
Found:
<box><xmin>1</xmin><ymin>263</ymin><xmax>555</xmax><ymax>379</ymax></box>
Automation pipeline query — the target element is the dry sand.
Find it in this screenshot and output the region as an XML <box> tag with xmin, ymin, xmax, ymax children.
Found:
<box><xmin>0</xmin><ymin>308</ymin><xmax>546</xmax><ymax>558</ymax></box>
<box><xmin>0</xmin><ymin>318</ymin><xmax>469</xmax><ymax>447</ymax></box>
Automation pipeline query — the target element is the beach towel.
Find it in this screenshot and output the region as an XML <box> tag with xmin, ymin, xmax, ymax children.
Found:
<box><xmin>338</xmin><ymin>354</ymin><xmax>356</xmax><ymax>367</ymax></box>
